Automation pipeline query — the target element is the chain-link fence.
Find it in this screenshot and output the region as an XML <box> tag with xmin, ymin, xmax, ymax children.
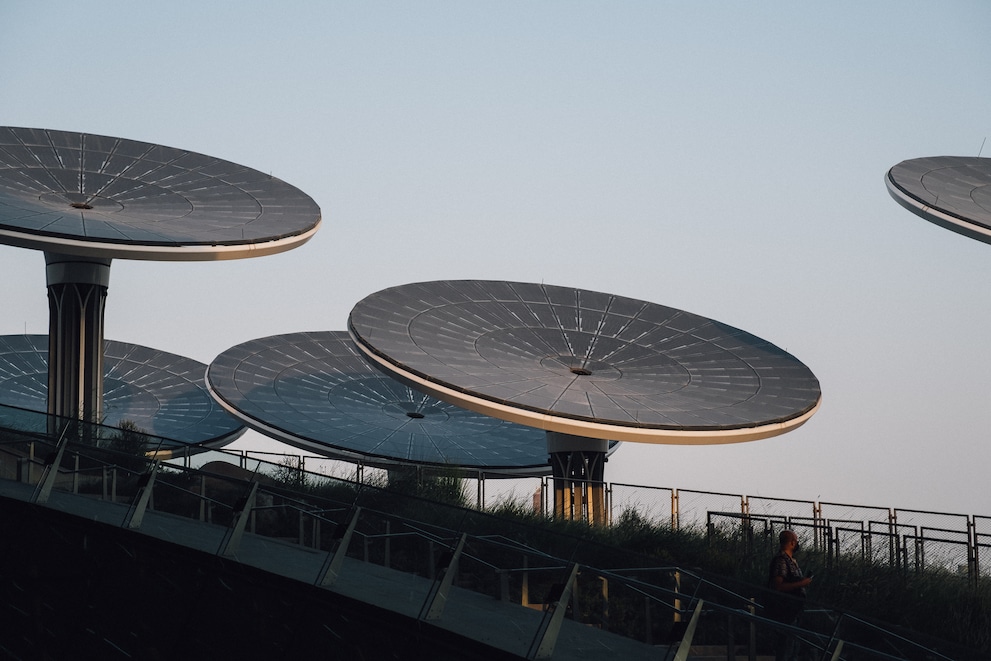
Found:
<box><xmin>239</xmin><ymin>451</ymin><xmax>991</xmax><ymax>584</ymax></box>
<box><xmin>609</xmin><ymin>483</ymin><xmax>673</xmax><ymax>527</ymax></box>
<box><xmin>976</xmin><ymin>516</ymin><xmax>991</xmax><ymax>579</ymax></box>
<box><xmin>676</xmin><ymin>488</ymin><xmax>745</xmax><ymax>531</ymax></box>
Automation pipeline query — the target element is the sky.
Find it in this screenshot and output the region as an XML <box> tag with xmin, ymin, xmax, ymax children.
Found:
<box><xmin>1</xmin><ymin>2</ymin><xmax>990</xmax><ymax>516</ymax></box>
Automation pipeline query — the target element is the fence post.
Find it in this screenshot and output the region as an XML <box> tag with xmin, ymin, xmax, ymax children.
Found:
<box><xmin>888</xmin><ymin>508</ymin><xmax>898</xmax><ymax>569</ymax></box>
<box><xmin>975</xmin><ymin>520</ymin><xmax>983</xmax><ymax>587</ymax></box>
<box><xmin>606</xmin><ymin>482</ymin><xmax>613</xmax><ymax>526</ymax></box>
<box><xmin>968</xmin><ymin>517</ymin><xmax>978</xmax><ymax>588</ymax></box>
<box><xmin>813</xmin><ymin>501</ymin><xmax>824</xmax><ymax>552</ymax></box>
<box><xmin>476</xmin><ymin>470</ymin><xmax>483</xmax><ymax>510</ymax></box>
<box><xmin>672</xmin><ymin>489</ymin><xmax>680</xmax><ymax>530</ymax></box>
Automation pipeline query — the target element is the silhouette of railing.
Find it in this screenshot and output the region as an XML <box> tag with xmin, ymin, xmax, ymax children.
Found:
<box><xmin>0</xmin><ymin>403</ymin><xmax>981</xmax><ymax>659</ymax></box>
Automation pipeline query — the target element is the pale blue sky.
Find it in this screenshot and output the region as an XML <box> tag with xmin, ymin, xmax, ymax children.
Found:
<box><xmin>2</xmin><ymin>2</ymin><xmax>990</xmax><ymax>514</ymax></box>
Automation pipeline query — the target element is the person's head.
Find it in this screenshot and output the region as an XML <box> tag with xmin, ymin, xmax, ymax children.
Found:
<box><xmin>779</xmin><ymin>529</ymin><xmax>799</xmax><ymax>554</ymax></box>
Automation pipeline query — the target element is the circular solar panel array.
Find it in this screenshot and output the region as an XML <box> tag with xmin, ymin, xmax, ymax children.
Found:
<box><xmin>0</xmin><ymin>127</ymin><xmax>321</xmax><ymax>260</ymax></box>
<box><xmin>887</xmin><ymin>156</ymin><xmax>991</xmax><ymax>244</ymax></box>
<box><xmin>206</xmin><ymin>331</ymin><xmax>563</xmax><ymax>475</ymax></box>
<box><xmin>0</xmin><ymin>335</ymin><xmax>244</xmax><ymax>446</ymax></box>
<box><xmin>349</xmin><ymin>280</ymin><xmax>821</xmax><ymax>444</ymax></box>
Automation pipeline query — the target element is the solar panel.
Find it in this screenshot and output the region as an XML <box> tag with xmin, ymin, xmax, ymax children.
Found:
<box><xmin>207</xmin><ymin>331</ymin><xmax>568</xmax><ymax>475</ymax></box>
<box><xmin>0</xmin><ymin>127</ymin><xmax>321</xmax><ymax>259</ymax></box>
<box><xmin>349</xmin><ymin>280</ymin><xmax>821</xmax><ymax>444</ymax></box>
<box><xmin>887</xmin><ymin>156</ymin><xmax>991</xmax><ymax>244</ymax></box>
<box><xmin>0</xmin><ymin>335</ymin><xmax>244</xmax><ymax>446</ymax></box>
<box><xmin>0</xmin><ymin>126</ymin><xmax>321</xmax><ymax>427</ymax></box>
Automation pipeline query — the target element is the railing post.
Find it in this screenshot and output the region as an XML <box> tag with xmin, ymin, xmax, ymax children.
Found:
<box><xmin>748</xmin><ymin>598</ymin><xmax>757</xmax><ymax>661</ymax></box>
<box><xmin>384</xmin><ymin>519</ymin><xmax>391</xmax><ymax>569</ymax></box>
<box><xmin>522</xmin><ymin>555</ymin><xmax>530</xmax><ymax>607</ymax></box>
<box><xmin>220</xmin><ymin>481</ymin><xmax>260</xmax><ymax>558</ymax></box>
<box><xmin>318</xmin><ymin>507</ymin><xmax>361</xmax><ymax>587</ymax></box>
<box><xmin>420</xmin><ymin>533</ymin><xmax>467</xmax><ymax>621</ymax></box>
<box><xmin>644</xmin><ymin>592</ymin><xmax>653</xmax><ymax>645</ymax></box>
<box><xmin>124</xmin><ymin>462</ymin><xmax>160</xmax><ymax>529</ymax></box>
<box><xmin>33</xmin><ymin>434</ymin><xmax>69</xmax><ymax>504</ymax></box>
<box><xmin>726</xmin><ymin>610</ymin><xmax>734</xmax><ymax>661</ymax></box>
<box><xmin>527</xmin><ymin>563</ymin><xmax>579</xmax><ymax>660</ymax></box>
<box><xmin>672</xmin><ymin>599</ymin><xmax>704</xmax><ymax>661</ymax></box>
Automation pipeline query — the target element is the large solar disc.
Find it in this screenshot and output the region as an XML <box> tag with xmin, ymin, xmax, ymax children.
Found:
<box><xmin>0</xmin><ymin>127</ymin><xmax>321</xmax><ymax>260</ymax></box>
<box><xmin>206</xmin><ymin>332</ymin><xmax>568</xmax><ymax>475</ymax></box>
<box><xmin>886</xmin><ymin>156</ymin><xmax>991</xmax><ymax>244</ymax></box>
<box><xmin>348</xmin><ymin>280</ymin><xmax>821</xmax><ymax>444</ymax></box>
<box><xmin>0</xmin><ymin>335</ymin><xmax>244</xmax><ymax>446</ymax></box>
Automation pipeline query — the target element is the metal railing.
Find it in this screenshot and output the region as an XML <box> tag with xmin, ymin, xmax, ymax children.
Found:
<box><xmin>0</xmin><ymin>405</ymin><xmax>984</xmax><ymax>659</ymax></box>
<box><xmin>0</xmin><ymin>435</ymin><xmax>978</xmax><ymax>657</ymax></box>
<box><xmin>291</xmin><ymin>452</ymin><xmax>991</xmax><ymax>587</ymax></box>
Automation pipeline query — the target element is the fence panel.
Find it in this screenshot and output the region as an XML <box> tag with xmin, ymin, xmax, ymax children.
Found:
<box><xmin>916</xmin><ymin>527</ymin><xmax>971</xmax><ymax>575</ymax></box>
<box><xmin>977</xmin><ymin>534</ymin><xmax>991</xmax><ymax>579</ymax></box>
<box><xmin>610</xmin><ymin>483</ymin><xmax>674</xmax><ymax>527</ymax></box>
<box><xmin>820</xmin><ymin>501</ymin><xmax>891</xmax><ymax>526</ymax></box>
<box><xmin>894</xmin><ymin>508</ymin><xmax>969</xmax><ymax>534</ymax></box>
<box><xmin>831</xmin><ymin>522</ymin><xmax>867</xmax><ymax>563</ymax></box>
<box><xmin>747</xmin><ymin>495</ymin><xmax>816</xmax><ymax>521</ymax></box>
<box><xmin>675</xmin><ymin>488</ymin><xmax>744</xmax><ymax>531</ymax></box>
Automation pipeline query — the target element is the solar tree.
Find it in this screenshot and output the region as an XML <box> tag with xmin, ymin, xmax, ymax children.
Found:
<box><xmin>0</xmin><ymin>127</ymin><xmax>320</xmax><ymax>436</ymax></box>
<box><xmin>349</xmin><ymin>280</ymin><xmax>821</xmax><ymax>523</ymax></box>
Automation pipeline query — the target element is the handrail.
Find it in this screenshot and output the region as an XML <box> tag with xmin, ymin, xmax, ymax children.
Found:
<box><xmin>0</xmin><ymin>410</ymin><xmax>978</xmax><ymax>660</ymax></box>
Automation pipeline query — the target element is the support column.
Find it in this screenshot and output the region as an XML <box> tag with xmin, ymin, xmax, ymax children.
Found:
<box><xmin>546</xmin><ymin>432</ymin><xmax>609</xmax><ymax>524</ymax></box>
<box><xmin>45</xmin><ymin>252</ymin><xmax>111</xmax><ymax>425</ymax></box>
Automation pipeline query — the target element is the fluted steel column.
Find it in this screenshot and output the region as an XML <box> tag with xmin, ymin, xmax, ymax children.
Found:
<box><xmin>546</xmin><ymin>432</ymin><xmax>609</xmax><ymax>524</ymax></box>
<box><xmin>45</xmin><ymin>252</ymin><xmax>111</xmax><ymax>424</ymax></box>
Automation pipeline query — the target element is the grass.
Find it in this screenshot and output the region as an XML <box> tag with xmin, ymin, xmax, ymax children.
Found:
<box><xmin>258</xmin><ymin>468</ymin><xmax>989</xmax><ymax>656</ymax></box>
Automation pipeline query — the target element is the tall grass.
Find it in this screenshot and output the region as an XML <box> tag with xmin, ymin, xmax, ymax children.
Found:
<box><xmin>265</xmin><ymin>469</ymin><xmax>988</xmax><ymax>655</ymax></box>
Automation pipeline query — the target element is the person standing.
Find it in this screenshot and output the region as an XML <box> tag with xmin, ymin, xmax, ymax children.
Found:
<box><xmin>767</xmin><ymin>529</ymin><xmax>813</xmax><ymax>659</ymax></box>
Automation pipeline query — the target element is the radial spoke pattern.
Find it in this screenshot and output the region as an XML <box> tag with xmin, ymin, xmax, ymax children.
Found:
<box><xmin>207</xmin><ymin>331</ymin><xmax>554</xmax><ymax>473</ymax></box>
<box><xmin>349</xmin><ymin>280</ymin><xmax>821</xmax><ymax>437</ymax></box>
<box><xmin>0</xmin><ymin>127</ymin><xmax>320</xmax><ymax>256</ymax></box>
<box><xmin>0</xmin><ymin>335</ymin><xmax>243</xmax><ymax>446</ymax></box>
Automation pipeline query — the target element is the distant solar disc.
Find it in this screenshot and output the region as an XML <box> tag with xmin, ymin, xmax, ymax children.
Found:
<box><xmin>349</xmin><ymin>280</ymin><xmax>821</xmax><ymax>444</ymax></box>
<box><xmin>0</xmin><ymin>335</ymin><xmax>244</xmax><ymax>446</ymax></box>
<box><xmin>0</xmin><ymin>127</ymin><xmax>321</xmax><ymax>260</ymax></box>
<box><xmin>206</xmin><ymin>332</ymin><xmax>572</xmax><ymax>475</ymax></box>
<box><xmin>886</xmin><ymin>156</ymin><xmax>991</xmax><ymax>244</ymax></box>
